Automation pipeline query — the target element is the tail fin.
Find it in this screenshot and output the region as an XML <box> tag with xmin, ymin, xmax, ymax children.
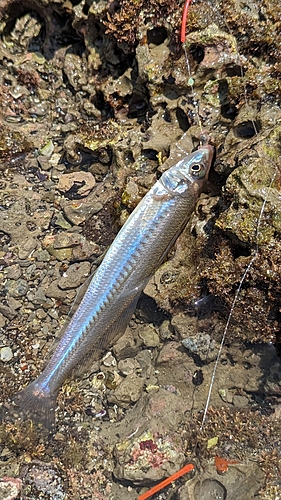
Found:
<box><xmin>1</xmin><ymin>381</ymin><xmax>57</xmax><ymax>432</ymax></box>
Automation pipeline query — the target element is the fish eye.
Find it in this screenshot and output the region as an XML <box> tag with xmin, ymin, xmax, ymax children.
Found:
<box><xmin>190</xmin><ymin>163</ymin><xmax>205</xmax><ymax>178</ymax></box>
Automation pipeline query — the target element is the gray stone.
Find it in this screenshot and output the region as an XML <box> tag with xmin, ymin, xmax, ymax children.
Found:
<box><xmin>107</xmin><ymin>374</ymin><xmax>144</xmax><ymax>408</ymax></box>
<box><xmin>4</xmin><ymin>279</ymin><xmax>28</xmax><ymax>298</ymax></box>
<box><xmin>5</xmin><ymin>264</ymin><xmax>21</xmax><ymax>280</ymax></box>
<box><xmin>58</xmin><ymin>261</ymin><xmax>91</xmax><ymax>290</ymax></box>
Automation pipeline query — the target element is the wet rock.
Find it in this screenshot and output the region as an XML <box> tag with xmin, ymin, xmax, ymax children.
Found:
<box><xmin>0</xmin><ymin>312</ymin><xmax>6</xmax><ymax>328</ymax></box>
<box><xmin>57</xmin><ymin>261</ymin><xmax>91</xmax><ymax>290</ymax></box>
<box><xmin>113</xmin><ymin>327</ymin><xmax>142</xmax><ymax>360</ymax></box>
<box><xmin>0</xmin><ymin>477</ymin><xmax>22</xmax><ymax>500</ymax></box>
<box><xmin>138</xmin><ymin>324</ymin><xmax>160</xmax><ymax>348</ymax></box>
<box><xmin>158</xmin><ymin>320</ymin><xmax>173</xmax><ymax>341</ymax></box>
<box><xmin>57</xmin><ymin>172</ymin><xmax>95</xmax><ymax>197</ymax></box>
<box><xmin>42</xmin><ymin>232</ymin><xmax>96</xmax><ymax>261</ymax></box>
<box><xmin>34</xmin><ymin>249</ymin><xmax>51</xmax><ymax>262</ymax></box>
<box><xmin>114</xmin><ymin>429</ymin><xmax>185</xmax><ymax>485</ymax></box>
<box><xmin>107</xmin><ymin>374</ymin><xmax>145</xmax><ymax>408</ymax></box>
<box><xmin>60</xmin><ymin>196</ymin><xmax>103</xmax><ymax>225</ymax></box>
<box><xmin>0</xmin><ymin>304</ymin><xmax>17</xmax><ymax>320</ymax></box>
<box><xmin>20</xmin><ymin>462</ymin><xmax>66</xmax><ymax>499</ymax></box>
<box><xmin>5</xmin><ymin>264</ymin><xmax>21</xmax><ymax>280</ymax></box>
<box><xmin>144</xmin><ymin>388</ymin><xmax>188</xmax><ymax>429</ymax></box>
<box><xmin>0</xmin><ymin>346</ymin><xmax>13</xmax><ymax>362</ymax></box>
<box><xmin>182</xmin><ymin>332</ymin><xmax>220</xmax><ymax>362</ymax></box>
<box><xmin>118</xmin><ymin>357</ymin><xmax>141</xmax><ymax>376</ymax></box>
<box><xmin>178</xmin><ymin>462</ymin><xmax>264</xmax><ymax>500</ymax></box>
<box><xmin>4</xmin><ymin>279</ymin><xmax>28</xmax><ymax>298</ymax></box>
<box><xmin>18</xmin><ymin>238</ymin><xmax>38</xmax><ymax>259</ymax></box>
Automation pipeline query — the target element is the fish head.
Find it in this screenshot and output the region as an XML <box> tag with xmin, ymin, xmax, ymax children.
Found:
<box><xmin>161</xmin><ymin>145</ymin><xmax>214</xmax><ymax>197</ymax></box>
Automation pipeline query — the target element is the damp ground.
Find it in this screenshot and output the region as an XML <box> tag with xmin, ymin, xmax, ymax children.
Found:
<box><xmin>0</xmin><ymin>0</ymin><xmax>281</xmax><ymax>499</ymax></box>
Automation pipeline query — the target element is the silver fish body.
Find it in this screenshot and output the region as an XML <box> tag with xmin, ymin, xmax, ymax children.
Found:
<box><xmin>6</xmin><ymin>145</ymin><xmax>213</xmax><ymax>427</ymax></box>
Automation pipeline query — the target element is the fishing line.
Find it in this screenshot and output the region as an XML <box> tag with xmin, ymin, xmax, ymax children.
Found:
<box><xmin>200</xmin><ymin>166</ymin><xmax>278</xmax><ymax>428</ymax></box>
<box><xmin>181</xmin><ymin>0</ymin><xmax>280</xmax><ymax>441</ymax></box>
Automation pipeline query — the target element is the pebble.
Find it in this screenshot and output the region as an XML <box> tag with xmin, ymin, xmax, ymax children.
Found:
<box><xmin>102</xmin><ymin>351</ymin><xmax>117</xmax><ymax>367</ymax></box>
<box><xmin>0</xmin><ymin>304</ymin><xmax>17</xmax><ymax>320</ymax></box>
<box><xmin>60</xmin><ymin>198</ymin><xmax>103</xmax><ymax>225</ymax></box>
<box><xmin>35</xmin><ymin>249</ymin><xmax>51</xmax><ymax>262</ymax></box>
<box><xmin>0</xmin><ymin>313</ymin><xmax>6</xmax><ymax>328</ymax></box>
<box><xmin>113</xmin><ymin>328</ymin><xmax>141</xmax><ymax>360</ymax></box>
<box><xmin>107</xmin><ymin>374</ymin><xmax>144</xmax><ymax>408</ymax></box>
<box><xmin>1</xmin><ymin>346</ymin><xmax>13</xmax><ymax>362</ymax></box>
<box><xmin>193</xmin><ymin>478</ymin><xmax>227</xmax><ymax>500</ymax></box>
<box><xmin>4</xmin><ymin>279</ymin><xmax>29</xmax><ymax>298</ymax></box>
<box><xmin>57</xmin><ymin>171</ymin><xmax>95</xmax><ymax>197</ymax></box>
<box><xmin>182</xmin><ymin>332</ymin><xmax>220</xmax><ymax>362</ymax></box>
<box><xmin>58</xmin><ymin>261</ymin><xmax>91</xmax><ymax>290</ymax></box>
<box><xmin>18</xmin><ymin>237</ymin><xmax>38</xmax><ymax>259</ymax></box>
<box><xmin>0</xmin><ymin>477</ymin><xmax>22</xmax><ymax>500</ymax></box>
<box><xmin>138</xmin><ymin>324</ymin><xmax>160</xmax><ymax>347</ymax></box>
<box><xmin>5</xmin><ymin>264</ymin><xmax>21</xmax><ymax>280</ymax></box>
<box><xmin>118</xmin><ymin>358</ymin><xmax>141</xmax><ymax>376</ymax></box>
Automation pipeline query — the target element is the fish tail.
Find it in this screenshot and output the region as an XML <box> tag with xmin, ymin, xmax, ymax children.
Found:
<box><xmin>1</xmin><ymin>380</ymin><xmax>56</xmax><ymax>431</ymax></box>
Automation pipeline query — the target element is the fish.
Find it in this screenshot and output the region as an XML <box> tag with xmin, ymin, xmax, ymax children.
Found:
<box><xmin>2</xmin><ymin>144</ymin><xmax>213</xmax><ymax>429</ymax></box>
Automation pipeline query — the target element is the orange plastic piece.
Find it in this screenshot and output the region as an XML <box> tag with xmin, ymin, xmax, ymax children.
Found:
<box><xmin>180</xmin><ymin>0</ymin><xmax>193</xmax><ymax>43</ymax></box>
<box><xmin>214</xmin><ymin>456</ymin><xmax>240</xmax><ymax>475</ymax></box>
<box><xmin>138</xmin><ymin>463</ymin><xmax>195</xmax><ymax>500</ymax></box>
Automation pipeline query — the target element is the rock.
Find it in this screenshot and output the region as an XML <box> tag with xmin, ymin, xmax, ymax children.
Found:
<box><xmin>0</xmin><ymin>313</ymin><xmax>6</xmax><ymax>328</ymax></box>
<box><xmin>42</xmin><ymin>232</ymin><xmax>97</xmax><ymax>262</ymax></box>
<box><xmin>138</xmin><ymin>324</ymin><xmax>160</xmax><ymax>348</ymax></box>
<box><xmin>45</xmin><ymin>280</ymin><xmax>67</xmax><ymax>300</ymax></box>
<box><xmin>58</xmin><ymin>262</ymin><xmax>91</xmax><ymax>290</ymax></box>
<box><xmin>0</xmin><ymin>304</ymin><xmax>16</xmax><ymax>320</ymax></box>
<box><xmin>144</xmin><ymin>388</ymin><xmax>187</xmax><ymax>429</ymax></box>
<box><xmin>34</xmin><ymin>249</ymin><xmax>51</xmax><ymax>262</ymax></box>
<box><xmin>178</xmin><ymin>462</ymin><xmax>264</xmax><ymax>500</ymax></box>
<box><xmin>113</xmin><ymin>429</ymin><xmax>185</xmax><ymax>485</ymax></box>
<box><xmin>0</xmin><ymin>477</ymin><xmax>22</xmax><ymax>500</ymax></box>
<box><xmin>20</xmin><ymin>463</ymin><xmax>66</xmax><ymax>499</ymax></box>
<box><xmin>102</xmin><ymin>351</ymin><xmax>117</xmax><ymax>367</ymax></box>
<box><xmin>158</xmin><ymin>320</ymin><xmax>173</xmax><ymax>340</ymax></box>
<box><xmin>18</xmin><ymin>238</ymin><xmax>38</xmax><ymax>259</ymax></box>
<box><xmin>181</xmin><ymin>332</ymin><xmax>220</xmax><ymax>362</ymax></box>
<box><xmin>57</xmin><ymin>171</ymin><xmax>95</xmax><ymax>197</ymax></box>
<box><xmin>0</xmin><ymin>347</ymin><xmax>13</xmax><ymax>362</ymax></box>
<box><xmin>118</xmin><ymin>358</ymin><xmax>141</xmax><ymax>376</ymax></box>
<box><xmin>113</xmin><ymin>327</ymin><xmax>141</xmax><ymax>360</ymax></box>
<box><xmin>171</xmin><ymin>314</ymin><xmax>198</xmax><ymax>339</ymax></box>
<box><xmin>4</xmin><ymin>279</ymin><xmax>28</xmax><ymax>298</ymax></box>
<box><xmin>60</xmin><ymin>197</ymin><xmax>103</xmax><ymax>225</ymax></box>
<box><xmin>107</xmin><ymin>374</ymin><xmax>144</xmax><ymax>408</ymax></box>
<box><xmin>5</xmin><ymin>264</ymin><xmax>21</xmax><ymax>280</ymax></box>
<box><xmin>32</xmin><ymin>287</ymin><xmax>47</xmax><ymax>306</ymax></box>
<box><xmin>232</xmin><ymin>394</ymin><xmax>249</xmax><ymax>407</ymax></box>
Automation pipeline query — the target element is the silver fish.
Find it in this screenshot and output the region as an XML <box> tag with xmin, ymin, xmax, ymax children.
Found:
<box><xmin>4</xmin><ymin>145</ymin><xmax>213</xmax><ymax>428</ymax></box>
